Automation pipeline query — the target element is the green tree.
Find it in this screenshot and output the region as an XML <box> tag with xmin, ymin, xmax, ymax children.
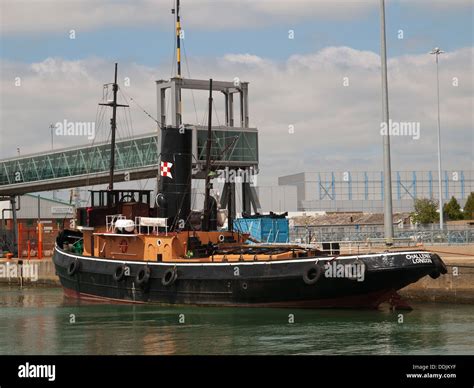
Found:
<box><xmin>463</xmin><ymin>192</ymin><xmax>474</xmax><ymax>220</ymax></box>
<box><xmin>443</xmin><ymin>196</ymin><xmax>464</xmax><ymax>221</ymax></box>
<box><xmin>411</xmin><ymin>198</ymin><xmax>439</xmax><ymax>225</ymax></box>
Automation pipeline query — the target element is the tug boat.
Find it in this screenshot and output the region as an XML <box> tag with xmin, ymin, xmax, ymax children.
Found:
<box><xmin>52</xmin><ymin>3</ymin><xmax>447</xmax><ymax>309</ymax></box>
<box><xmin>53</xmin><ymin>185</ymin><xmax>447</xmax><ymax>309</ymax></box>
<box><xmin>53</xmin><ymin>111</ymin><xmax>448</xmax><ymax>309</ymax></box>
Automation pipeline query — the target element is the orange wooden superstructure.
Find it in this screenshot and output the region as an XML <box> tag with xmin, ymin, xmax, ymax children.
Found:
<box><xmin>78</xmin><ymin>227</ymin><xmax>315</xmax><ymax>263</ymax></box>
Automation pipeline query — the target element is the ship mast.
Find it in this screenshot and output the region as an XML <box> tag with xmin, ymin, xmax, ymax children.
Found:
<box><xmin>172</xmin><ymin>0</ymin><xmax>182</xmax><ymax>126</ymax></box>
<box><xmin>174</xmin><ymin>0</ymin><xmax>181</xmax><ymax>78</ymax></box>
<box><xmin>99</xmin><ymin>63</ymin><xmax>128</xmax><ymax>191</ymax></box>
<box><xmin>202</xmin><ymin>79</ymin><xmax>213</xmax><ymax>231</ymax></box>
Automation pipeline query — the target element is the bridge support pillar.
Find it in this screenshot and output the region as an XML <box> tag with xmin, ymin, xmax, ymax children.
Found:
<box><xmin>221</xmin><ymin>182</ymin><xmax>236</xmax><ymax>231</ymax></box>
<box><xmin>241</xmin><ymin>170</ymin><xmax>261</xmax><ymax>216</ymax></box>
<box><xmin>10</xmin><ymin>196</ymin><xmax>18</xmax><ymax>257</ymax></box>
<box><xmin>242</xmin><ymin>181</ymin><xmax>251</xmax><ymax>216</ymax></box>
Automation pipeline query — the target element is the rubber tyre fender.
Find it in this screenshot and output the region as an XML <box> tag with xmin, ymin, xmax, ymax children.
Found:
<box><xmin>113</xmin><ymin>265</ymin><xmax>126</xmax><ymax>282</ymax></box>
<box><xmin>433</xmin><ymin>254</ymin><xmax>448</xmax><ymax>275</ymax></box>
<box><xmin>161</xmin><ymin>267</ymin><xmax>178</xmax><ymax>287</ymax></box>
<box><xmin>67</xmin><ymin>259</ymin><xmax>81</xmax><ymax>276</ymax></box>
<box><xmin>429</xmin><ymin>254</ymin><xmax>448</xmax><ymax>279</ymax></box>
<box><xmin>136</xmin><ymin>266</ymin><xmax>151</xmax><ymax>287</ymax></box>
<box><xmin>303</xmin><ymin>264</ymin><xmax>322</xmax><ymax>285</ymax></box>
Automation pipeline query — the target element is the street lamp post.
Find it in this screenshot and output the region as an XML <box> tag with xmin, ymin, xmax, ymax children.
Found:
<box><xmin>430</xmin><ymin>47</ymin><xmax>445</xmax><ymax>230</ymax></box>
<box><xmin>49</xmin><ymin>123</ymin><xmax>55</xmax><ymax>150</ymax></box>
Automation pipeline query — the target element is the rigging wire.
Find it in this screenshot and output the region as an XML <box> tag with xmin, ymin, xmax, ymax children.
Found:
<box><xmin>212</xmin><ymin>98</ymin><xmax>222</xmax><ymax>127</ymax></box>
<box><xmin>117</xmin><ymin>88</ymin><xmax>158</xmax><ymax>191</ymax></box>
<box><xmin>84</xmin><ymin>85</ymin><xmax>111</xmax><ymax>194</ymax></box>
<box><xmin>182</xmin><ymin>37</ymin><xmax>199</xmax><ymax>125</ymax></box>
<box><xmin>120</xmin><ymin>87</ymin><xmax>161</xmax><ymax>127</ymax></box>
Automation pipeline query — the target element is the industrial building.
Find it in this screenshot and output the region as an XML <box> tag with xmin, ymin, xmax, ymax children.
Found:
<box><xmin>279</xmin><ymin>170</ymin><xmax>473</xmax><ymax>212</ymax></box>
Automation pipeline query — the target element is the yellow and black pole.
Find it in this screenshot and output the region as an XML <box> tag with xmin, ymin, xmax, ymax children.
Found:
<box><xmin>175</xmin><ymin>0</ymin><xmax>181</xmax><ymax>78</ymax></box>
<box><xmin>172</xmin><ymin>0</ymin><xmax>182</xmax><ymax>125</ymax></box>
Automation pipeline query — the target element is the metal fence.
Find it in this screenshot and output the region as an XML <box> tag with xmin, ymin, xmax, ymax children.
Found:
<box><xmin>0</xmin><ymin>224</ymin><xmax>58</xmax><ymax>258</ymax></box>
<box><xmin>291</xmin><ymin>225</ymin><xmax>474</xmax><ymax>245</ymax></box>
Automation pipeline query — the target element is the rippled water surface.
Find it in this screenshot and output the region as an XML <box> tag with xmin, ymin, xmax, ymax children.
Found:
<box><xmin>0</xmin><ymin>287</ymin><xmax>472</xmax><ymax>355</ymax></box>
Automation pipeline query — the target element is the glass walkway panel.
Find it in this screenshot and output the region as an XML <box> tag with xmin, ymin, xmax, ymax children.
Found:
<box><xmin>0</xmin><ymin>126</ymin><xmax>259</xmax><ymax>195</ymax></box>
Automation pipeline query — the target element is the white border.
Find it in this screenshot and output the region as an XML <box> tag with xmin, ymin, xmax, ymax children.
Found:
<box><xmin>55</xmin><ymin>246</ymin><xmax>429</xmax><ymax>267</ymax></box>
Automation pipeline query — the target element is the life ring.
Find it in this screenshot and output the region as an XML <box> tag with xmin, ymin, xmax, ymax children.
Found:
<box><xmin>67</xmin><ymin>259</ymin><xmax>80</xmax><ymax>276</ymax></box>
<box><xmin>303</xmin><ymin>264</ymin><xmax>322</xmax><ymax>285</ymax></box>
<box><xmin>119</xmin><ymin>239</ymin><xmax>128</xmax><ymax>253</ymax></box>
<box><xmin>136</xmin><ymin>266</ymin><xmax>151</xmax><ymax>287</ymax></box>
<box><xmin>218</xmin><ymin>234</ymin><xmax>225</xmax><ymax>242</ymax></box>
<box><xmin>113</xmin><ymin>265</ymin><xmax>126</xmax><ymax>282</ymax></box>
<box><xmin>161</xmin><ymin>267</ymin><xmax>178</xmax><ymax>286</ymax></box>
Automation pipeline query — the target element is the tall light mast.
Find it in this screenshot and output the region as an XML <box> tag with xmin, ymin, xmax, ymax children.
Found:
<box><xmin>430</xmin><ymin>47</ymin><xmax>445</xmax><ymax>230</ymax></box>
<box><xmin>379</xmin><ymin>0</ymin><xmax>394</xmax><ymax>245</ymax></box>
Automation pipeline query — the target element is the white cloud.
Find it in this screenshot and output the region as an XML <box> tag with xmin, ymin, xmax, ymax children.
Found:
<box><xmin>1</xmin><ymin>0</ymin><xmax>472</xmax><ymax>36</ymax></box>
<box><xmin>223</xmin><ymin>54</ymin><xmax>266</xmax><ymax>66</ymax></box>
<box><xmin>288</xmin><ymin>47</ymin><xmax>381</xmax><ymax>71</ymax></box>
<box><xmin>30</xmin><ymin>57</ymin><xmax>93</xmax><ymax>79</ymax></box>
<box><xmin>3</xmin><ymin>0</ymin><xmax>472</xmax><ymax>35</ymax></box>
<box><xmin>1</xmin><ymin>0</ymin><xmax>377</xmax><ymax>34</ymax></box>
<box><xmin>1</xmin><ymin>46</ymin><xmax>472</xmax><ymax>186</ymax></box>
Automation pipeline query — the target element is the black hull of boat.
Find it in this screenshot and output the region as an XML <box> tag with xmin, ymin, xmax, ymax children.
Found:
<box><xmin>52</xmin><ymin>247</ymin><xmax>446</xmax><ymax>309</ymax></box>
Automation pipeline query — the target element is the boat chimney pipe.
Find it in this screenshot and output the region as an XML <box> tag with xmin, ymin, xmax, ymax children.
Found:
<box><xmin>157</xmin><ymin>126</ymin><xmax>192</xmax><ymax>230</ymax></box>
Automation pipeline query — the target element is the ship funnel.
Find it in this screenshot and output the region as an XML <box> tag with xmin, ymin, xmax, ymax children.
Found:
<box><xmin>156</xmin><ymin>126</ymin><xmax>192</xmax><ymax>230</ymax></box>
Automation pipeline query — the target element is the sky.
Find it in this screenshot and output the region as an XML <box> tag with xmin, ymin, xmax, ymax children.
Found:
<box><xmin>0</xmin><ymin>0</ymin><xmax>473</xmax><ymax>188</ymax></box>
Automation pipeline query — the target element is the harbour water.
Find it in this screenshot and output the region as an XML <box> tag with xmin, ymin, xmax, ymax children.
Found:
<box><xmin>0</xmin><ymin>286</ymin><xmax>472</xmax><ymax>355</ymax></box>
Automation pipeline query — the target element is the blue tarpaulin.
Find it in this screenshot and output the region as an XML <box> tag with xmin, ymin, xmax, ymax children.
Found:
<box><xmin>234</xmin><ymin>215</ymin><xmax>289</xmax><ymax>243</ymax></box>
